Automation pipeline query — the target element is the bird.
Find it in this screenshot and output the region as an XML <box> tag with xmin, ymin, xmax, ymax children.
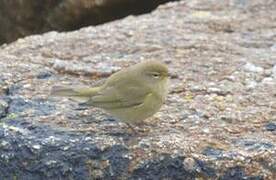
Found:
<box><xmin>51</xmin><ymin>60</ymin><xmax>169</xmax><ymax>130</ymax></box>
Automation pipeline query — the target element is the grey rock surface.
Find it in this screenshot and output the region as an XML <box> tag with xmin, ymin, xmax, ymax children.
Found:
<box><xmin>0</xmin><ymin>0</ymin><xmax>275</xmax><ymax>179</ymax></box>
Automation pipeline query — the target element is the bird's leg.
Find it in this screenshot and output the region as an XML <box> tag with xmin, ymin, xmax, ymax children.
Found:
<box><xmin>125</xmin><ymin>123</ymin><xmax>151</xmax><ymax>136</ymax></box>
<box><xmin>125</xmin><ymin>123</ymin><xmax>138</xmax><ymax>134</ymax></box>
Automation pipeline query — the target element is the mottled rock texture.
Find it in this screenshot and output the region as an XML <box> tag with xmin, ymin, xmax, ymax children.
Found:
<box><xmin>0</xmin><ymin>0</ymin><xmax>275</xmax><ymax>179</ymax></box>
<box><xmin>0</xmin><ymin>0</ymin><xmax>177</xmax><ymax>44</ymax></box>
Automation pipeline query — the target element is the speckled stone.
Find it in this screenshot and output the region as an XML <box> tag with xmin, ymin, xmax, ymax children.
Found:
<box><xmin>0</xmin><ymin>0</ymin><xmax>275</xmax><ymax>179</ymax></box>
<box><xmin>265</xmin><ymin>122</ymin><xmax>276</xmax><ymax>132</ymax></box>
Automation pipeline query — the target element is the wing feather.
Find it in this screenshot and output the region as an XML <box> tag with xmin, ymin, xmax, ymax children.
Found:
<box><xmin>86</xmin><ymin>78</ymin><xmax>150</xmax><ymax>109</ymax></box>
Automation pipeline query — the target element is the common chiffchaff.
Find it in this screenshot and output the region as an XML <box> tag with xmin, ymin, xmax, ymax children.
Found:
<box><xmin>51</xmin><ymin>61</ymin><xmax>169</xmax><ymax>126</ymax></box>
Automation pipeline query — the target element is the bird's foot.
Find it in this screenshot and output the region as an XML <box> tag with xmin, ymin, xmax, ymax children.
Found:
<box><xmin>125</xmin><ymin>123</ymin><xmax>150</xmax><ymax>136</ymax></box>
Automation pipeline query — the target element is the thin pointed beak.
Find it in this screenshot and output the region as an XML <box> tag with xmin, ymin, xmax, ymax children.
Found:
<box><xmin>162</xmin><ymin>72</ymin><xmax>169</xmax><ymax>78</ymax></box>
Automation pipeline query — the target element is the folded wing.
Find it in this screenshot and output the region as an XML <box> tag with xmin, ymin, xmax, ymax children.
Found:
<box><xmin>86</xmin><ymin>79</ymin><xmax>150</xmax><ymax>109</ymax></box>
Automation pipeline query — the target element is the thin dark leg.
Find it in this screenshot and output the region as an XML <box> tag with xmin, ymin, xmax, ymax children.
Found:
<box><xmin>125</xmin><ymin>123</ymin><xmax>138</xmax><ymax>134</ymax></box>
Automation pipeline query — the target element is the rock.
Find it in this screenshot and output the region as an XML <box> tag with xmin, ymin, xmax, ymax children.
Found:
<box><xmin>0</xmin><ymin>98</ymin><xmax>9</xmax><ymax>119</ymax></box>
<box><xmin>0</xmin><ymin>121</ymin><xmax>130</xmax><ymax>179</ymax></box>
<box><xmin>207</xmin><ymin>87</ymin><xmax>223</xmax><ymax>94</ymax></box>
<box><xmin>131</xmin><ymin>155</ymin><xmax>216</xmax><ymax>180</ymax></box>
<box><xmin>202</xmin><ymin>147</ymin><xmax>223</xmax><ymax>159</ymax></box>
<box><xmin>243</xmin><ymin>62</ymin><xmax>264</xmax><ymax>73</ymax></box>
<box><xmin>264</xmin><ymin>69</ymin><xmax>272</xmax><ymax>77</ymax></box>
<box><xmin>272</xmin><ymin>65</ymin><xmax>276</xmax><ymax>78</ymax></box>
<box><xmin>262</xmin><ymin>77</ymin><xmax>274</xmax><ymax>85</ymax></box>
<box><xmin>131</xmin><ymin>155</ymin><xmax>195</xmax><ymax>180</ymax></box>
<box><xmin>36</xmin><ymin>70</ymin><xmax>53</xmax><ymax>79</ymax></box>
<box><xmin>8</xmin><ymin>97</ymin><xmax>55</xmax><ymax>116</ymax></box>
<box><xmin>243</xmin><ymin>63</ymin><xmax>264</xmax><ymax>73</ymax></box>
<box><xmin>0</xmin><ymin>0</ymin><xmax>275</xmax><ymax>179</ymax></box>
<box><xmin>0</xmin><ymin>0</ymin><xmax>177</xmax><ymax>44</ymax></box>
<box><xmin>219</xmin><ymin>166</ymin><xmax>263</xmax><ymax>180</ymax></box>
<box><xmin>265</xmin><ymin>122</ymin><xmax>276</xmax><ymax>132</ymax></box>
<box><xmin>0</xmin><ymin>80</ymin><xmax>9</xmax><ymax>119</ymax></box>
<box><xmin>234</xmin><ymin>139</ymin><xmax>274</xmax><ymax>151</ymax></box>
<box><xmin>246</xmin><ymin>80</ymin><xmax>258</xmax><ymax>89</ymax></box>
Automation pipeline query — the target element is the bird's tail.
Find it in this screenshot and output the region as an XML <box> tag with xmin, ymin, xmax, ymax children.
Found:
<box><xmin>51</xmin><ymin>86</ymin><xmax>100</xmax><ymax>103</ymax></box>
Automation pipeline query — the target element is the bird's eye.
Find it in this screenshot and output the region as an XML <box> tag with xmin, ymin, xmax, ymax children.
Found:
<box><xmin>151</xmin><ymin>73</ymin><xmax>160</xmax><ymax>78</ymax></box>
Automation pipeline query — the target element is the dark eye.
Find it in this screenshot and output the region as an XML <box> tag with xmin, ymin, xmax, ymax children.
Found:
<box><xmin>151</xmin><ymin>73</ymin><xmax>160</xmax><ymax>78</ymax></box>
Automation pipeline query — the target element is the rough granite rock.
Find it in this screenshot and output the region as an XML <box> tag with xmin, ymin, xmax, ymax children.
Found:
<box><xmin>0</xmin><ymin>0</ymin><xmax>276</xmax><ymax>179</ymax></box>
<box><xmin>0</xmin><ymin>0</ymin><xmax>178</xmax><ymax>45</ymax></box>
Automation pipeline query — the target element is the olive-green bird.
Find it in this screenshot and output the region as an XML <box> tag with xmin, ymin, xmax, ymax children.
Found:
<box><xmin>51</xmin><ymin>61</ymin><xmax>169</xmax><ymax>126</ymax></box>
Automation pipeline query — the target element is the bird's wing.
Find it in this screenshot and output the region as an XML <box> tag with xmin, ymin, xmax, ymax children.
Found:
<box><xmin>86</xmin><ymin>79</ymin><xmax>150</xmax><ymax>109</ymax></box>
